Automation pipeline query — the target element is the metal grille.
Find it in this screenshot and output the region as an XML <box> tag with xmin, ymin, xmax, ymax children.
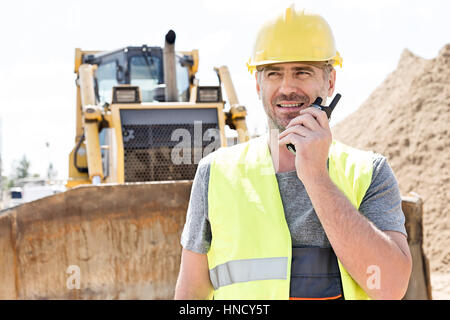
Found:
<box><xmin>122</xmin><ymin>123</ymin><xmax>220</xmax><ymax>182</ymax></box>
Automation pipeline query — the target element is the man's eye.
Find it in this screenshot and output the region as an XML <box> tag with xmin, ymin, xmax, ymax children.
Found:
<box><xmin>296</xmin><ymin>71</ymin><xmax>310</xmax><ymax>76</ymax></box>
<box><xmin>267</xmin><ymin>72</ymin><xmax>280</xmax><ymax>78</ymax></box>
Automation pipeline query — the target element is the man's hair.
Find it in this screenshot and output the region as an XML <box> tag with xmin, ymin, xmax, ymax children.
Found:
<box><xmin>321</xmin><ymin>63</ymin><xmax>334</xmax><ymax>81</ymax></box>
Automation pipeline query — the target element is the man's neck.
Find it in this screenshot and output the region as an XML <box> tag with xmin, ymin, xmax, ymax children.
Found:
<box><xmin>266</xmin><ymin>129</ymin><xmax>297</xmax><ymax>173</ymax></box>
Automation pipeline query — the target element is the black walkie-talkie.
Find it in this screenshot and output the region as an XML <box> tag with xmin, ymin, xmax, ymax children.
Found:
<box><xmin>286</xmin><ymin>93</ymin><xmax>341</xmax><ymax>155</ymax></box>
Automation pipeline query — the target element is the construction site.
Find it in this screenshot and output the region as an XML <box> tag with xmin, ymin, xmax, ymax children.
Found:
<box><xmin>0</xmin><ymin>1</ymin><xmax>448</xmax><ymax>301</ymax></box>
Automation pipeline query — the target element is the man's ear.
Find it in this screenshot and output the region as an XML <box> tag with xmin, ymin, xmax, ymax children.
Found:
<box><xmin>327</xmin><ymin>68</ymin><xmax>336</xmax><ymax>97</ymax></box>
<box><xmin>255</xmin><ymin>72</ymin><xmax>261</xmax><ymax>99</ymax></box>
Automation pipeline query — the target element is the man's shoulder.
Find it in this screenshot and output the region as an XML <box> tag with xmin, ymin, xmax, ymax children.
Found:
<box><xmin>197</xmin><ymin>140</ymin><xmax>255</xmax><ymax>179</ymax></box>
<box><xmin>371</xmin><ymin>152</ymin><xmax>388</xmax><ymax>169</ymax></box>
<box><xmin>196</xmin><ymin>150</ymin><xmax>214</xmax><ymax>178</ymax></box>
<box><xmin>370</xmin><ymin>152</ymin><xmax>396</xmax><ymax>184</ymax></box>
<box><xmin>332</xmin><ymin>139</ymin><xmax>373</xmax><ymax>156</ymax></box>
<box><xmin>332</xmin><ymin>140</ymin><xmax>388</xmax><ymax>167</ymax></box>
<box><xmin>203</xmin><ymin>139</ymin><xmax>253</xmax><ymax>162</ymax></box>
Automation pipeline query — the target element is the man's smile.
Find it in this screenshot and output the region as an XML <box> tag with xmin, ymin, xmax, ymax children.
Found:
<box><xmin>277</xmin><ymin>102</ymin><xmax>305</xmax><ymax>108</ymax></box>
<box><xmin>274</xmin><ymin>101</ymin><xmax>308</xmax><ymax>114</ymax></box>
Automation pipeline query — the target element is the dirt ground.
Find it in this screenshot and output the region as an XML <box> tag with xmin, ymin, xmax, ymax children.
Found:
<box><xmin>431</xmin><ymin>273</ymin><xmax>450</xmax><ymax>299</ymax></box>
<box><xmin>332</xmin><ymin>44</ymin><xmax>450</xmax><ymax>300</ymax></box>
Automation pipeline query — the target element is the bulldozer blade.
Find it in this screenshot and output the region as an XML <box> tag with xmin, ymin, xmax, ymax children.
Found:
<box><xmin>0</xmin><ymin>183</ymin><xmax>431</xmax><ymax>300</ymax></box>
<box><xmin>0</xmin><ymin>181</ymin><xmax>192</xmax><ymax>300</ymax></box>
<box><xmin>402</xmin><ymin>193</ymin><xmax>433</xmax><ymax>300</ymax></box>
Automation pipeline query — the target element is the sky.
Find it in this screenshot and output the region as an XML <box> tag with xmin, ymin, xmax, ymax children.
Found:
<box><xmin>0</xmin><ymin>0</ymin><xmax>449</xmax><ymax>180</ymax></box>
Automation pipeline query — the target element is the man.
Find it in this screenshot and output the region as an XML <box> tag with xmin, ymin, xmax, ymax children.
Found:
<box><xmin>175</xmin><ymin>6</ymin><xmax>412</xmax><ymax>300</ymax></box>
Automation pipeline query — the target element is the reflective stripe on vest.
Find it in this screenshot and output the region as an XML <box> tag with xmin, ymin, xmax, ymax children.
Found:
<box><xmin>207</xmin><ymin>135</ymin><xmax>373</xmax><ymax>300</ymax></box>
<box><xmin>210</xmin><ymin>257</ymin><xmax>288</xmax><ymax>290</ymax></box>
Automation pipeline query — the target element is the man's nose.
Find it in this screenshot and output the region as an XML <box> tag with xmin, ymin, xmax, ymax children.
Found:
<box><xmin>278</xmin><ymin>75</ymin><xmax>298</xmax><ymax>95</ymax></box>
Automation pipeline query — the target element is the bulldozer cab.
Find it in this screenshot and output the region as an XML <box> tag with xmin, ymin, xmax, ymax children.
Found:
<box><xmin>84</xmin><ymin>45</ymin><xmax>193</xmax><ymax>105</ymax></box>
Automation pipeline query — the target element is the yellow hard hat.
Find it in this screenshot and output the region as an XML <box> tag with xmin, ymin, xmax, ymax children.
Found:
<box><xmin>247</xmin><ymin>6</ymin><xmax>343</xmax><ymax>73</ymax></box>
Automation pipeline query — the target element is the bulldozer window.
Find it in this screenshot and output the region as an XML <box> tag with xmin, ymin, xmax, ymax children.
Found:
<box><xmin>96</xmin><ymin>60</ymin><xmax>118</xmax><ymax>104</ymax></box>
<box><xmin>176</xmin><ymin>56</ymin><xmax>190</xmax><ymax>102</ymax></box>
<box><xmin>130</xmin><ymin>56</ymin><xmax>162</xmax><ymax>102</ymax></box>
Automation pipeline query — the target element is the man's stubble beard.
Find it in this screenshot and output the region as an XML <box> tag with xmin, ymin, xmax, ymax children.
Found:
<box><xmin>268</xmin><ymin>115</ymin><xmax>286</xmax><ymax>132</ymax></box>
<box><xmin>263</xmin><ymin>91</ymin><xmax>330</xmax><ymax>133</ymax></box>
<box><xmin>262</xmin><ymin>96</ymin><xmax>298</xmax><ymax>133</ymax></box>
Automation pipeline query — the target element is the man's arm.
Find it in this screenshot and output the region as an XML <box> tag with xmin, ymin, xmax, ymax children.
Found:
<box><xmin>279</xmin><ymin>107</ymin><xmax>412</xmax><ymax>299</ymax></box>
<box><xmin>174</xmin><ymin>249</ymin><xmax>214</xmax><ymax>299</ymax></box>
<box><xmin>304</xmin><ymin>176</ymin><xmax>412</xmax><ymax>300</ymax></box>
<box><xmin>175</xmin><ymin>154</ymin><xmax>214</xmax><ymax>300</ymax></box>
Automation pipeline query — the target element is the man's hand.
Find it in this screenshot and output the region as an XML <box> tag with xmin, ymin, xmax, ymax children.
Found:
<box><xmin>278</xmin><ymin>107</ymin><xmax>332</xmax><ymax>183</ymax></box>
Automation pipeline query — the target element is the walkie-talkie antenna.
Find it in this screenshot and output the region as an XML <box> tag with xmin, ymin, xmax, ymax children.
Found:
<box><xmin>325</xmin><ymin>93</ymin><xmax>341</xmax><ymax>119</ymax></box>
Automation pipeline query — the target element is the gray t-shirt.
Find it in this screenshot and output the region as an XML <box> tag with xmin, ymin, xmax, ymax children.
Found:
<box><xmin>181</xmin><ymin>147</ymin><xmax>407</xmax><ymax>254</ymax></box>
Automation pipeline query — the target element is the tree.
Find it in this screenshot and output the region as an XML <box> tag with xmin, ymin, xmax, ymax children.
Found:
<box><xmin>16</xmin><ymin>155</ymin><xmax>31</xmax><ymax>179</ymax></box>
<box><xmin>47</xmin><ymin>162</ymin><xmax>57</xmax><ymax>180</ymax></box>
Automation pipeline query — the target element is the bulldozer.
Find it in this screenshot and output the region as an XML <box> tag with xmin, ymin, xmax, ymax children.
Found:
<box><xmin>0</xmin><ymin>30</ymin><xmax>250</xmax><ymax>299</ymax></box>
<box><xmin>0</xmin><ymin>31</ymin><xmax>432</xmax><ymax>300</ymax></box>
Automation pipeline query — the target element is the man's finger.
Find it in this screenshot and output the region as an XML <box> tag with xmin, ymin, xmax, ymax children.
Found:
<box><xmin>286</xmin><ymin>113</ymin><xmax>321</xmax><ymax>132</ymax></box>
<box><xmin>299</xmin><ymin>107</ymin><xmax>330</xmax><ymax>130</ymax></box>
<box><xmin>279</xmin><ymin>124</ymin><xmax>311</xmax><ymax>140</ymax></box>
<box><xmin>278</xmin><ymin>132</ymin><xmax>306</xmax><ymax>148</ymax></box>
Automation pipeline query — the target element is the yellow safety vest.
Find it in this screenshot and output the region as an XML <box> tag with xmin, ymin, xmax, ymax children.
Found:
<box><xmin>207</xmin><ymin>136</ymin><xmax>373</xmax><ymax>300</ymax></box>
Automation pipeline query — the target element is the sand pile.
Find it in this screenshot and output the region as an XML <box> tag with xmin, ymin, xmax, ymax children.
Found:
<box><xmin>332</xmin><ymin>45</ymin><xmax>450</xmax><ymax>279</ymax></box>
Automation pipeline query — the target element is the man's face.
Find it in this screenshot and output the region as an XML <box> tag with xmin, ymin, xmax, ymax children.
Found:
<box><xmin>256</xmin><ymin>62</ymin><xmax>336</xmax><ymax>131</ymax></box>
